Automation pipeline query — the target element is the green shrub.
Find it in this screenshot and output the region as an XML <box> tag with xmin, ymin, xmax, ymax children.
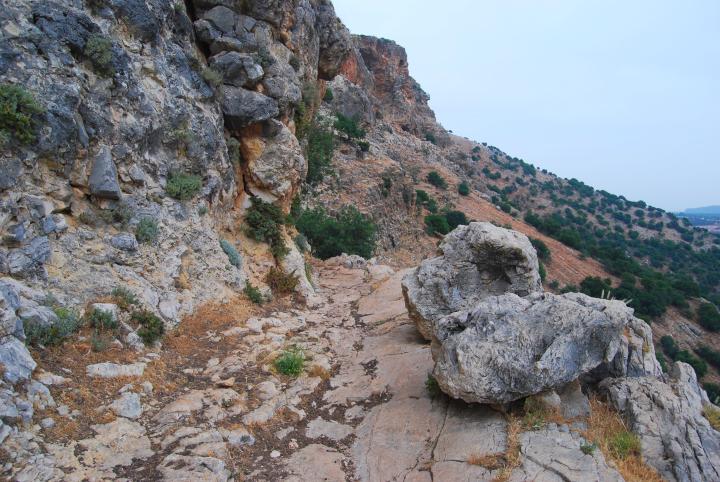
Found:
<box><xmin>426</xmin><ymin>171</ymin><xmax>447</xmax><ymax>189</ymax></box>
<box><xmin>265</xmin><ymin>267</ymin><xmax>299</xmax><ymax>295</ymax></box>
<box><xmin>274</xmin><ymin>347</ymin><xmax>305</xmax><ymax>377</ymax></box>
<box><xmin>425</xmin><ymin>373</ymin><xmax>441</xmax><ymax>399</ymax></box>
<box><xmin>294</xmin><ymin>233</ymin><xmax>310</xmax><ymax>253</ymax></box>
<box><xmin>87</xmin><ymin>308</ymin><xmax>117</xmax><ymax>331</ymax></box>
<box><xmin>227</xmin><ymin>137</ymin><xmax>242</xmax><ymax>165</ymax></box>
<box><xmin>99</xmin><ymin>203</ymin><xmax>133</xmax><ymax>226</ymax></box>
<box><xmin>0</xmin><ymin>84</ymin><xmax>44</xmax><ymax>145</ymax></box>
<box><xmin>166</xmin><ymin>172</ymin><xmax>202</xmax><ymax>200</ymax></box>
<box><xmin>323</xmin><ymin>87</ymin><xmax>334</xmax><ymax>102</ymax></box>
<box><xmin>220</xmin><ymin>239</ymin><xmax>242</xmax><ymax>268</ymax></box>
<box><xmin>696</xmin><ymin>345</ymin><xmax>720</xmax><ymax>370</ymax></box>
<box><xmin>135</xmin><ymin>217</ymin><xmax>159</xmax><ymax>244</ymax></box>
<box><xmin>305</xmin><ymin>119</ymin><xmax>335</xmax><ymax>185</ymax></box>
<box><xmin>539</xmin><ymin>262</ymin><xmax>547</xmax><ymax>282</ymax></box>
<box><xmin>458</xmin><ymin>182</ymin><xmax>470</xmax><ymax>196</ymax></box>
<box><xmin>608</xmin><ymin>431</ymin><xmax>641</xmax><ymax>459</ymax></box>
<box><xmin>698</xmin><ymin>303</ymin><xmax>720</xmax><ymax>332</ymax></box>
<box><xmin>84</xmin><ymin>34</ymin><xmax>114</xmax><ymax>76</ymax></box>
<box><xmin>424</xmin><ymin>132</ymin><xmax>437</xmax><ymax>145</ymax></box>
<box><xmin>198</xmin><ymin>206</ymin><xmax>209</xmax><ymax>216</ymax></box>
<box><xmin>703</xmin><ymin>382</ymin><xmax>720</xmax><ymax>405</ymax></box>
<box><xmin>112</xmin><ymin>286</ymin><xmax>139</xmax><ymax>311</ymax></box>
<box><xmin>357</xmin><ymin>140</ymin><xmax>370</xmax><ymax>152</ymax></box>
<box><xmin>24</xmin><ymin>307</ymin><xmax>81</xmax><ymax>347</ymax></box>
<box><xmin>445</xmin><ymin>210</ymin><xmax>468</xmax><ymax>230</ymax></box>
<box><xmin>580</xmin><ymin>442</ymin><xmax>597</xmax><ymax>455</ymax></box>
<box><xmin>295</xmin><ymin>206</ymin><xmax>376</xmax><ymax>260</ymax></box>
<box><xmin>415</xmin><ymin>189</ymin><xmax>438</xmax><ymax>213</ymax></box>
<box><xmin>425</xmin><ymin>214</ymin><xmax>450</xmax><ymax>236</ymax></box>
<box><xmin>244</xmin><ymin>282</ymin><xmax>264</xmax><ymax>305</ymax></box>
<box><xmin>91</xmin><ymin>331</ymin><xmax>110</xmax><ymax>352</ymax></box>
<box><xmin>530</xmin><ymin>238</ymin><xmax>551</xmax><ymax>261</ymax></box>
<box><xmin>334</xmin><ymin>113</ymin><xmax>365</xmax><ymax>139</ymax></box>
<box><xmin>131</xmin><ymin>310</ymin><xmax>165</xmax><ymax>345</ymax></box>
<box><xmin>245</xmin><ymin>197</ymin><xmax>288</xmax><ymax>258</ymax></box>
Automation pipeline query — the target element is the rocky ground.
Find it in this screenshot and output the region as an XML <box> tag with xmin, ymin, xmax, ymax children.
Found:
<box><xmin>2</xmin><ymin>255</ymin><xmax>647</xmax><ymax>481</ymax></box>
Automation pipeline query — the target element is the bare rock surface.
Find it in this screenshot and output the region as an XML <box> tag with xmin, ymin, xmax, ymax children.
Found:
<box><xmin>600</xmin><ymin>362</ymin><xmax>720</xmax><ymax>482</ymax></box>
<box><xmin>431</xmin><ymin>291</ymin><xmax>648</xmax><ymax>404</ymax></box>
<box><xmin>402</xmin><ymin>222</ymin><xmax>542</xmax><ymax>340</ymax></box>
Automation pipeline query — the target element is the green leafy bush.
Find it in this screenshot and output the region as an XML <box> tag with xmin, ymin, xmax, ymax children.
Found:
<box><xmin>24</xmin><ymin>307</ymin><xmax>81</xmax><ymax>347</ymax></box>
<box><xmin>696</xmin><ymin>345</ymin><xmax>720</xmax><ymax>370</ymax></box>
<box><xmin>458</xmin><ymin>182</ymin><xmax>470</xmax><ymax>196</ymax></box>
<box><xmin>99</xmin><ymin>203</ymin><xmax>133</xmax><ymax>226</ymax></box>
<box><xmin>445</xmin><ymin>210</ymin><xmax>468</xmax><ymax>230</ymax></box>
<box><xmin>131</xmin><ymin>310</ymin><xmax>165</xmax><ymax>345</ymax></box>
<box><xmin>166</xmin><ymin>172</ymin><xmax>202</xmax><ymax>200</ymax></box>
<box><xmin>425</xmin><ymin>132</ymin><xmax>437</xmax><ymax>145</ymax></box>
<box><xmin>84</xmin><ymin>34</ymin><xmax>114</xmax><ymax>76</ymax></box>
<box><xmin>274</xmin><ymin>347</ymin><xmax>305</xmax><ymax>377</ymax></box>
<box><xmin>426</xmin><ymin>171</ymin><xmax>448</xmax><ymax>189</ymax></box>
<box><xmin>87</xmin><ymin>308</ymin><xmax>117</xmax><ymax>331</ymax></box>
<box><xmin>112</xmin><ymin>286</ymin><xmax>139</xmax><ymax>311</ymax></box>
<box><xmin>539</xmin><ymin>262</ymin><xmax>547</xmax><ymax>282</ymax></box>
<box><xmin>245</xmin><ymin>197</ymin><xmax>288</xmax><ymax>258</ymax></box>
<box><xmin>295</xmin><ymin>206</ymin><xmax>376</xmax><ymax>260</ymax></box>
<box><xmin>323</xmin><ymin>87</ymin><xmax>334</xmax><ymax>102</ymax></box>
<box><xmin>698</xmin><ymin>303</ymin><xmax>720</xmax><ymax>332</ymax></box>
<box><xmin>415</xmin><ymin>189</ymin><xmax>438</xmax><ymax>213</ymax></box>
<box><xmin>334</xmin><ymin>113</ymin><xmax>365</xmax><ymax>139</ymax></box>
<box><xmin>425</xmin><ymin>214</ymin><xmax>450</xmax><ymax>236</ymax></box>
<box><xmin>580</xmin><ymin>442</ymin><xmax>597</xmax><ymax>455</ymax></box>
<box><xmin>244</xmin><ymin>282</ymin><xmax>264</xmax><ymax>305</ymax></box>
<box><xmin>135</xmin><ymin>217</ymin><xmax>159</xmax><ymax>244</ymax></box>
<box><xmin>265</xmin><ymin>267</ymin><xmax>299</xmax><ymax>295</ymax></box>
<box><xmin>0</xmin><ymin>84</ymin><xmax>44</xmax><ymax>145</ymax></box>
<box><xmin>220</xmin><ymin>239</ymin><xmax>242</xmax><ymax>268</ymax></box>
<box><xmin>305</xmin><ymin>119</ymin><xmax>335</xmax><ymax>185</ymax></box>
<box><xmin>530</xmin><ymin>238</ymin><xmax>551</xmax><ymax>261</ymax></box>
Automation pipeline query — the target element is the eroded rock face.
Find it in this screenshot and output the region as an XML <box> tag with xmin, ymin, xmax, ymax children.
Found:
<box><xmin>600</xmin><ymin>362</ymin><xmax>720</xmax><ymax>482</ymax></box>
<box><xmin>431</xmin><ymin>292</ymin><xmax>640</xmax><ymax>404</ymax></box>
<box><xmin>402</xmin><ymin>222</ymin><xmax>542</xmax><ymax>340</ymax></box>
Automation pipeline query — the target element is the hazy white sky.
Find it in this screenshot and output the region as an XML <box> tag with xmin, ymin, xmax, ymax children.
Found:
<box><xmin>332</xmin><ymin>0</ymin><xmax>720</xmax><ymax>211</ymax></box>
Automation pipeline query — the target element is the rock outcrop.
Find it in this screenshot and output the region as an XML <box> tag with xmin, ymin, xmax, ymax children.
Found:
<box><xmin>431</xmin><ymin>291</ymin><xmax>651</xmax><ymax>404</ymax></box>
<box><xmin>402</xmin><ymin>222</ymin><xmax>542</xmax><ymax>340</ymax></box>
<box><xmin>600</xmin><ymin>362</ymin><xmax>720</xmax><ymax>482</ymax></box>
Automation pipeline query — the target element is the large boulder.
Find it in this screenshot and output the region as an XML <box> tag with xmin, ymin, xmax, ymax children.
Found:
<box><xmin>402</xmin><ymin>222</ymin><xmax>542</xmax><ymax>340</ymax></box>
<box><xmin>220</xmin><ymin>86</ymin><xmax>279</xmax><ymax>129</ymax></box>
<box><xmin>241</xmin><ymin>120</ymin><xmax>306</xmax><ymax>205</ymax></box>
<box><xmin>89</xmin><ymin>146</ymin><xmax>122</xmax><ymax>200</ymax></box>
<box><xmin>600</xmin><ymin>362</ymin><xmax>720</xmax><ymax>482</ymax></box>
<box><xmin>431</xmin><ymin>292</ymin><xmax>651</xmax><ymax>405</ymax></box>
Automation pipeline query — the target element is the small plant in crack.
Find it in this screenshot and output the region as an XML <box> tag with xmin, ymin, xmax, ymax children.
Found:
<box><xmin>274</xmin><ymin>346</ymin><xmax>305</xmax><ymax>377</ymax></box>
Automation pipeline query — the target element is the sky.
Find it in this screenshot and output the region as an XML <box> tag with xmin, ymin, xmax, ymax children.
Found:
<box><xmin>331</xmin><ymin>0</ymin><xmax>720</xmax><ymax>212</ymax></box>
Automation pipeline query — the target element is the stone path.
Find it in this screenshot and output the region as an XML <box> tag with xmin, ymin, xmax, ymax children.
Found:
<box><xmin>2</xmin><ymin>259</ymin><xmax>623</xmax><ymax>481</ymax></box>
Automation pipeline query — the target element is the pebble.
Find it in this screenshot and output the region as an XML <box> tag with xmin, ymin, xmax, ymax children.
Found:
<box><xmin>270</xmin><ymin>450</ymin><xmax>281</xmax><ymax>458</ymax></box>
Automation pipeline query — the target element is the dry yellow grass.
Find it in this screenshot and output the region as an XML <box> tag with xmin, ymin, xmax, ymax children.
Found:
<box><xmin>585</xmin><ymin>398</ymin><xmax>663</xmax><ymax>482</ymax></box>
<box><xmin>491</xmin><ymin>415</ymin><xmax>522</xmax><ymax>482</ymax></box>
<box><xmin>468</xmin><ymin>453</ymin><xmax>504</xmax><ymax>470</ymax></box>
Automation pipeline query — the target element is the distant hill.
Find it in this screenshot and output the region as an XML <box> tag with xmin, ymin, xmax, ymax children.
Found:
<box><xmin>683</xmin><ymin>206</ymin><xmax>720</xmax><ymax>215</ymax></box>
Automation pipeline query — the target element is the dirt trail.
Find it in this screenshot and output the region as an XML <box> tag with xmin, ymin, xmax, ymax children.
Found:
<box><xmin>4</xmin><ymin>259</ymin><xmax>622</xmax><ymax>481</ymax></box>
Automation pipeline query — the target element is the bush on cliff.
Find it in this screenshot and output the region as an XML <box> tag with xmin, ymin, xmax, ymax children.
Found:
<box><xmin>245</xmin><ymin>197</ymin><xmax>288</xmax><ymax>259</ymax></box>
<box><xmin>295</xmin><ymin>206</ymin><xmax>376</xmax><ymax>260</ymax></box>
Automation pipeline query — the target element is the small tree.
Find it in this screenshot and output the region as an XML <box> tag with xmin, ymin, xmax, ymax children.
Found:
<box><xmin>458</xmin><ymin>182</ymin><xmax>470</xmax><ymax>196</ymax></box>
<box><xmin>426</xmin><ymin>171</ymin><xmax>448</xmax><ymax>189</ymax></box>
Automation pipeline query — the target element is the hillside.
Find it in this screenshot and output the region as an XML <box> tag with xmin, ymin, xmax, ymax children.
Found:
<box><xmin>1</xmin><ymin>0</ymin><xmax>719</xmax><ymax>480</ymax></box>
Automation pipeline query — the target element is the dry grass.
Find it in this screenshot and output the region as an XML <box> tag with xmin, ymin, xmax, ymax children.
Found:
<box><xmin>491</xmin><ymin>415</ymin><xmax>522</xmax><ymax>482</ymax></box>
<box><xmin>703</xmin><ymin>405</ymin><xmax>720</xmax><ymax>431</ymax></box>
<box><xmin>468</xmin><ymin>453</ymin><xmax>504</xmax><ymax>470</ymax></box>
<box><xmin>307</xmin><ymin>364</ymin><xmax>331</xmax><ymax>380</ymax></box>
<box><xmin>585</xmin><ymin>398</ymin><xmax>663</xmax><ymax>482</ymax></box>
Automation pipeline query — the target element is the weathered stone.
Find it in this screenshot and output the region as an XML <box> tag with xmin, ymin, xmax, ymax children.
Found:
<box><xmin>326</xmin><ymin>75</ymin><xmax>375</xmax><ymax>124</ymax></box>
<box><xmin>219</xmin><ymin>86</ymin><xmax>279</xmax><ymax>129</ymax></box>
<box><xmin>7</xmin><ymin>236</ymin><xmax>51</xmax><ymax>278</ymax></box>
<box><xmin>0</xmin><ymin>336</ymin><xmax>37</xmax><ymax>384</ymax></box>
<box><xmin>600</xmin><ymin>362</ymin><xmax>720</xmax><ymax>482</ymax></box>
<box><xmin>109</xmin><ymin>391</ymin><xmax>143</xmax><ymax>419</ymax></box>
<box><xmin>89</xmin><ymin>146</ymin><xmax>122</xmax><ymax>200</ymax></box>
<box><xmin>0</xmin><ymin>158</ymin><xmax>22</xmax><ymax>190</ymax></box>
<box><xmin>306</xmin><ymin>417</ymin><xmax>353</xmax><ymax>442</ymax></box>
<box><xmin>431</xmin><ymin>292</ymin><xmax>637</xmax><ymax>404</ymax></box>
<box><xmin>509</xmin><ymin>426</ymin><xmax>623</xmax><ymax>481</ymax></box>
<box><xmin>402</xmin><ymin>222</ymin><xmax>542</xmax><ymax>340</ymax></box>
<box><xmin>158</xmin><ymin>454</ymin><xmax>230</xmax><ymax>482</ymax></box>
<box><xmin>284</xmin><ymin>444</ymin><xmax>346</xmax><ymax>482</ymax></box>
<box><xmin>110</xmin><ymin>233</ymin><xmax>139</xmax><ymax>251</ymax></box>
<box><xmin>209</xmin><ymin>51</ymin><xmax>263</xmax><ymax>88</ymax></box>
<box><xmin>203</xmin><ymin>6</ymin><xmax>236</xmax><ymax>34</ymax></box>
<box><xmin>79</xmin><ymin>418</ymin><xmax>153</xmax><ymax>469</ymax></box>
<box><xmin>86</xmin><ymin>362</ymin><xmax>146</xmax><ymax>378</ymax></box>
